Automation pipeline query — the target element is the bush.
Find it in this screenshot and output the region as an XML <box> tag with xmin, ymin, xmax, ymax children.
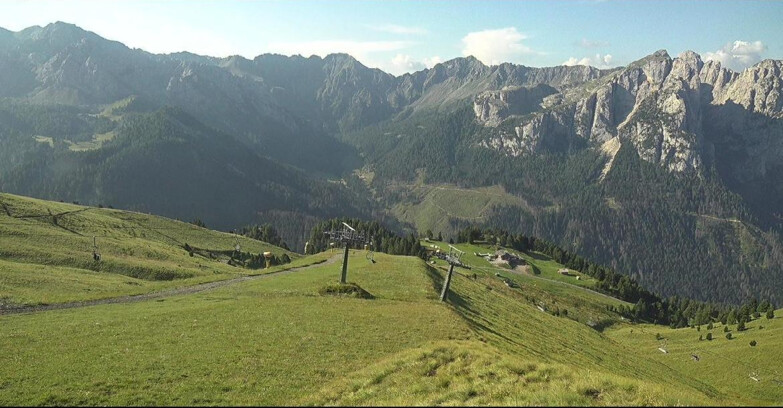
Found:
<box><xmin>191</xmin><ymin>218</ymin><xmax>206</xmax><ymax>228</ymax></box>
<box><xmin>318</xmin><ymin>283</ymin><xmax>374</xmax><ymax>299</ymax></box>
<box><xmin>723</xmin><ymin>326</ymin><xmax>729</xmax><ymax>333</ymax></box>
<box><xmin>706</xmin><ymin>322</ymin><xmax>714</xmax><ymax>330</ymax></box>
<box><xmin>767</xmin><ymin>309</ymin><xmax>775</xmax><ymax>319</ymax></box>
<box><xmin>749</xmin><ymin>340</ymin><xmax>757</xmax><ymax>347</ymax></box>
<box><xmin>706</xmin><ymin>333</ymin><xmax>713</xmax><ymax>341</ymax></box>
<box><xmin>698</xmin><ymin>335</ymin><xmax>703</xmax><ymax>341</ymax></box>
<box><xmin>655</xmin><ymin>333</ymin><xmax>663</xmax><ymax>341</ymax></box>
<box><xmin>726</xmin><ymin>333</ymin><xmax>732</xmax><ymax>340</ymax></box>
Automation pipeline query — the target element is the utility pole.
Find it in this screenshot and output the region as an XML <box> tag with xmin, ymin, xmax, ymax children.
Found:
<box><xmin>340</xmin><ymin>243</ymin><xmax>350</xmax><ymax>283</ymax></box>
<box><xmin>324</xmin><ymin>222</ymin><xmax>371</xmax><ymax>284</ymax></box>
<box><xmin>439</xmin><ymin>245</ymin><xmax>465</xmax><ymax>302</ymax></box>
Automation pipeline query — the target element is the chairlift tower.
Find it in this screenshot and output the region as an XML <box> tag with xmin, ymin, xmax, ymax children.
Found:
<box><xmin>324</xmin><ymin>222</ymin><xmax>371</xmax><ymax>284</ymax></box>
<box><xmin>439</xmin><ymin>245</ymin><xmax>466</xmax><ymax>302</ymax></box>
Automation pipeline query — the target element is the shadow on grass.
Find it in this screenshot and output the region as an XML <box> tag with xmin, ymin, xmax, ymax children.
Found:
<box><xmin>589</xmin><ymin>318</ymin><xmax>621</xmax><ymax>332</ymax></box>
<box><xmin>424</xmin><ymin>264</ymin><xmax>446</xmax><ymax>299</ymax></box>
<box><xmin>426</xmin><ymin>264</ymin><xmax>521</xmax><ymax>346</ymax></box>
<box><xmin>424</xmin><ymin>264</ymin><xmax>471</xmax><ymax>309</ymax></box>
<box><xmin>318</xmin><ymin>282</ymin><xmax>374</xmax><ymax>299</ymax></box>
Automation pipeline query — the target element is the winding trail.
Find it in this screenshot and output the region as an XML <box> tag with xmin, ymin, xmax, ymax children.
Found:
<box><xmin>0</xmin><ymin>254</ymin><xmax>341</xmax><ymax>316</ymax></box>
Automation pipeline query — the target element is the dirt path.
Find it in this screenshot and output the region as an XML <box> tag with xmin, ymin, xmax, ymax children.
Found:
<box><xmin>0</xmin><ymin>254</ymin><xmax>341</xmax><ymax>316</ymax></box>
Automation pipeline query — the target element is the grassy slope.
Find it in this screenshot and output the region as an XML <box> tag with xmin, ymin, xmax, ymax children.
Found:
<box><xmin>0</xmin><ymin>249</ymin><xmax>753</xmax><ymax>406</ymax></box>
<box><xmin>392</xmin><ymin>184</ymin><xmax>529</xmax><ymax>237</ymax></box>
<box><xmin>424</xmin><ymin>240</ymin><xmax>623</xmax><ymax>327</ymax></box>
<box><xmin>304</xmin><ymin>341</ymin><xmax>706</xmax><ymax>406</ymax></box>
<box><xmin>609</xmin><ymin>313</ymin><xmax>783</xmax><ymax>404</ymax></box>
<box><xmin>0</xmin><ymin>252</ymin><xmax>472</xmax><ymax>406</ymax></box>
<box><xmin>0</xmin><ymin>193</ymin><xmax>296</xmax><ymax>306</ymax></box>
<box><xmin>0</xmin><ymin>222</ymin><xmax>780</xmax><ymax>405</ymax></box>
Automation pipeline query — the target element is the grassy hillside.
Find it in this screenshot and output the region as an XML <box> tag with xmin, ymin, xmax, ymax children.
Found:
<box><xmin>391</xmin><ymin>184</ymin><xmax>530</xmax><ymax>238</ymax></box>
<box><xmin>1</xmin><ymin>205</ymin><xmax>781</xmax><ymax>405</ymax></box>
<box><xmin>0</xmin><ymin>193</ymin><xmax>296</xmax><ymax>307</ymax></box>
<box><xmin>0</xmin><ymin>252</ymin><xmax>472</xmax><ymax>405</ymax></box>
<box><xmin>609</xmin><ymin>312</ymin><xmax>783</xmax><ymax>404</ymax></box>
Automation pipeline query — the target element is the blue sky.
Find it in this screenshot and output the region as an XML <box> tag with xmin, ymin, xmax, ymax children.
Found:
<box><xmin>2</xmin><ymin>0</ymin><xmax>781</xmax><ymax>75</ymax></box>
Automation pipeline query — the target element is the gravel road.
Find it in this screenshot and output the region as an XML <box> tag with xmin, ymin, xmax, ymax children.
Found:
<box><xmin>0</xmin><ymin>254</ymin><xmax>340</xmax><ymax>316</ymax></box>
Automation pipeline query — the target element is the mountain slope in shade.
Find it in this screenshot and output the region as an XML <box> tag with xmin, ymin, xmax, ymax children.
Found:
<box><xmin>0</xmin><ymin>106</ymin><xmax>370</xmax><ymax>231</ymax></box>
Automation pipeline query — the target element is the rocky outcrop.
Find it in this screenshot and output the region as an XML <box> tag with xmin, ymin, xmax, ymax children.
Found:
<box><xmin>474</xmin><ymin>84</ymin><xmax>558</xmax><ymax>126</ymax></box>
<box><xmin>476</xmin><ymin>49</ymin><xmax>783</xmax><ymax>178</ymax></box>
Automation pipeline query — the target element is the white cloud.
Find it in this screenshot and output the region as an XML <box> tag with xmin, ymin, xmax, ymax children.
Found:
<box><xmin>562</xmin><ymin>53</ymin><xmax>614</xmax><ymax>68</ymax></box>
<box><xmin>382</xmin><ymin>54</ymin><xmax>443</xmax><ymax>76</ymax></box>
<box><xmin>703</xmin><ymin>40</ymin><xmax>767</xmax><ymax>71</ymax></box>
<box><xmin>423</xmin><ymin>56</ymin><xmax>443</xmax><ymax>68</ymax></box>
<box><xmin>461</xmin><ymin>27</ymin><xmax>535</xmax><ymax>66</ymax></box>
<box><xmin>576</xmin><ymin>38</ymin><xmax>610</xmax><ymax>49</ymax></box>
<box><xmin>369</xmin><ymin>24</ymin><xmax>428</xmax><ymax>35</ymax></box>
<box><xmin>387</xmin><ymin>54</ymin><xmax>426</xmax><ymax>75</ymax></box>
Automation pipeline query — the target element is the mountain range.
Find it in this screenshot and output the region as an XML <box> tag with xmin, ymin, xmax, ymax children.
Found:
<box><xmin>1</xmin><ymin>22</ymin><xmax>782</xmax><ymax>305</ymax></box>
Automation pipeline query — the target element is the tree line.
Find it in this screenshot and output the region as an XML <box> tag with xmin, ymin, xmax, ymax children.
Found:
<box><xmin>308</xmin><ymin>218</ymin><xmax>427</xmax><ymax>259</ymax></box>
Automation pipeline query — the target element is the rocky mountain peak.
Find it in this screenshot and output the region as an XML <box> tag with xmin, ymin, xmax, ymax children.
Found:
<box><xmin>475</xmin><ymin>47</ymin><xmax>783</xmax><ymax>177</ymax></box>
<box><xmin>19</xmin><ymin>21</ymin><xmax>92</xmax><ymax>45</ymax></box>
<box><xmin>652</xmin><ymin>49</ymin><xmax>671</xmax><ymax>59</ymax></box>
<box><xmin>437</xmin><ymin>56</ymin><xmax>489</xmax><ymax>78</ymax></box>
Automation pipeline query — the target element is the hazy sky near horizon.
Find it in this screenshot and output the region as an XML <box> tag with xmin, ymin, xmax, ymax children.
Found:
<box><xmin>2</xmin><ymin>0</ymin><xmax>781</xmax><ymax>75</ymax></box>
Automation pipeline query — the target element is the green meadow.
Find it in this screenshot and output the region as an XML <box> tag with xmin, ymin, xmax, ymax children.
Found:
<box><xmin>1</xmin><ymin>194</ymin><xmax>782</xmax><ymax>406</ymax></box>
<box><xmin>0</xmin><ymin>192</ymin><xmax>295</xmax><ymax>306</ymax></box>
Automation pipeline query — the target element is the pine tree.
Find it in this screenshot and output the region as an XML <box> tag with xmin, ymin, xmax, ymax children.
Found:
<box><xmin>727</xmin><ymin>309</ymin><xmax>737</xmax><ymax>325</ymax></box>
<box><xmin>758</xmin><ymin>299</ymin><xmax>771</xmax><ymax>314</ymax></box>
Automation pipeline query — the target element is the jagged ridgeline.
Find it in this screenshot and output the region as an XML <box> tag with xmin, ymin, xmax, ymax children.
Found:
<box><xmin>1</xmin><ymin>22</ymin><xmax>782</xmax><ymax>305</ymax></box>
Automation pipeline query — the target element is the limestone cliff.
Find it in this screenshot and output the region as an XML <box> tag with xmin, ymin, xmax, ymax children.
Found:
<box><xmin>475</xmin><ymin>50</ymin><xmax>783</xmax><ymax>179</ymax></box>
